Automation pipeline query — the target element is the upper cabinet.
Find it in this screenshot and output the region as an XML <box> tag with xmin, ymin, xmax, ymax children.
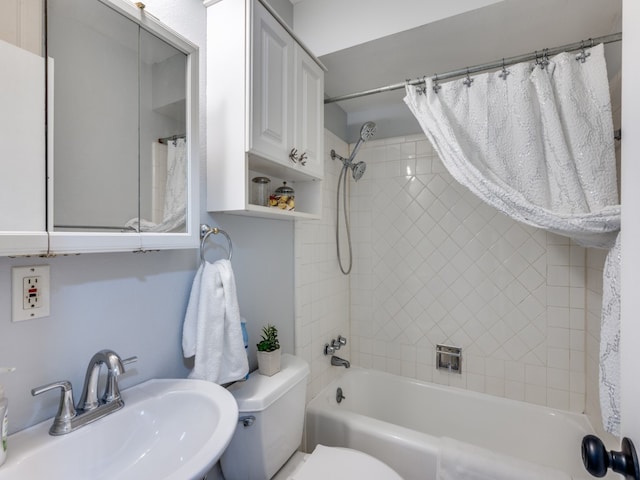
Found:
<box><xmin>0</xmin><ymin>0</ymin><xmax>200</xmax><ymax>256</ymax></box>
<box><xmin>205</xmin><ymin>0</ymin><xmax>325</xmax><ymax>219</ymax></box>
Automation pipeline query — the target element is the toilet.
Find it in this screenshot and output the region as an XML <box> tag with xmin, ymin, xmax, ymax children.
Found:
<box><xmin>220</xmin><ymin>354</ymin><xmax>402</xmax><ymax>480</ymax></box>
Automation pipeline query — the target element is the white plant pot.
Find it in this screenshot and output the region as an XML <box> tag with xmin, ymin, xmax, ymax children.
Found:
<box><xmin>257</xmin><ymin>349</ymin><xmax>281</xmax><ymax>376</ymax></box>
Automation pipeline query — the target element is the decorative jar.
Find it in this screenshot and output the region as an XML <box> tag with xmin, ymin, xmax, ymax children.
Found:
<box><xmin>269</xmin><ymin>182</ymin><xmax>295</xmax><ymax>211</ymax></box>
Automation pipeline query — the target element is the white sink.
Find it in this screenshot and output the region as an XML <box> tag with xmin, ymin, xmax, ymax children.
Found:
<box><xmin>0</xmin><ymin>379</ymin><xmax>238</xmax><ymax>480</ymax></box>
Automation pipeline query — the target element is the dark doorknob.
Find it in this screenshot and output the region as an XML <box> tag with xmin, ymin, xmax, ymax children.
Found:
<box><xmin>581</xmin><ymin>435</ymin><xmax>640</xmax><ymax>479</ymax></box>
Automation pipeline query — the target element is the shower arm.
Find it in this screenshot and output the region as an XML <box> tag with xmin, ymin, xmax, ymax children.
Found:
<box><xmin>330</xmin><ymin>149</ymin><xmax>351</xmax><ymax>165</ymax></box>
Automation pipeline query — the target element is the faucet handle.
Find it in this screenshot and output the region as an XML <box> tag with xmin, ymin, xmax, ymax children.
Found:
<box><xmin>122</xmin><ymin>356</ymin><xmax>138</xmax><ymax>369</ymax></box>
<box><xmin>337</xmin><ymin>335</ymin><xmax>347</xmax><ymax>346</ymax></box>
<box><xmin>32</xmin><ymin>379</ymin><xmax>73</xmax><ymax>397</ymax></box>
<box><xmin>32</xmin><ymin>380</ymin><xmax>77</xmax><ymax>435</ymax></box>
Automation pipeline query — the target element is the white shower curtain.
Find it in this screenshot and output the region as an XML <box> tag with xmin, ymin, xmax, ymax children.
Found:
<box><xmin>405</xmin><ymin>44</ymin><xmax>621</xmax><ymax>435</ymax></box>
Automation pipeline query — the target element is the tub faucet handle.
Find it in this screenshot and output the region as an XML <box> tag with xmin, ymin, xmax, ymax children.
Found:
<box><xmin>337</xmin><ymin>335</ymin><xmax>347</xmax><ymax>346</ymax></box>
<box><xmin>324</xmin><ymin>344</ymin><xmax>336</xmax><ymax>355</ymax></box>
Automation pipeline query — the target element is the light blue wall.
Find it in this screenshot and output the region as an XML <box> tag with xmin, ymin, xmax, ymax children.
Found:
<box><xmin>324</xmin><ymin>101</ymin><xmax>349</xmax><ymax>142</ymax></box>
<box><xmin>0</xmin><ymin>0</ymin><xmax>295</xmax><ymax>434</ymax></box>
<box><xmin>346</xmin><ymin>102</ymin><xmax>422</xmax><ymax>143</ymax></box>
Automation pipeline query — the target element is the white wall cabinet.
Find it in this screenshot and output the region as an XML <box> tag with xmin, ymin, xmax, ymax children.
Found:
<box><xmin>0</xmin><ymin>0</ymin><xmax>200</xmax><ymax>257</ymax></box>
<box><xmin>205</xmin><ymin>0</ymin><xmax>325</xmax><ymax>220</ymax></box>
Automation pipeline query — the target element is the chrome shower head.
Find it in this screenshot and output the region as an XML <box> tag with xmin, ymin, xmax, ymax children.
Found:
<box><xmin>351</xmin><ymin>161</ymin><xmax>367</xmax><ymax>181</ymax></box>
<box><xmin>348</xmin><ymin>121</ymin><xmax>377</xmax><ymax>163</ymax></box>
<box><xmin>359</xmin><ymin>121</ymin><xmax>377</xmax><ymax>141</ymax></box>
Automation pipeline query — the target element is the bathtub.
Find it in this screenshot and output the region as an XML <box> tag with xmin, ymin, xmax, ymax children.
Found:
<box><xmin>305</xmin><ymin>368</ymin><xmax>607</xmax><ymax>480</ymax></box>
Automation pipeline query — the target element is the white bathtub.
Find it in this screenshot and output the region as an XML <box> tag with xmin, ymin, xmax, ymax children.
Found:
<box><xmin>305</xmin><ymin>368</ymin><xmax>606</xmax><ymax>480</ymax></box>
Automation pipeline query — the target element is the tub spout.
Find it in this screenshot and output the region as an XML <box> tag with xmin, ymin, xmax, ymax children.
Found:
<box><xmin>331</xmin><ymin>355</ymin><xmax>350</xmax><ymax>368</ymax></box>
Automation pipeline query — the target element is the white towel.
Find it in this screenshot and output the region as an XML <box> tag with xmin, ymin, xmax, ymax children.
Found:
<box><xmin>437</xmin><ymin>437</ymin><xmax>570</xmax><ymax>480</ymax></box>
<box><xmin>182</xmin><ymin>259</ymin><xmax>249</xmax><ymax>384</ymax></box>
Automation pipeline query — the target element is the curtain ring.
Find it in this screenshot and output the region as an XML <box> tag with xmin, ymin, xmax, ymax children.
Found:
<box><xmin>539</xmin><ymin>48</ymin><xmax>550</xmax><ymax>69</ymax></box>
<box><xmin>405</xmin><ymin>78</ymin><xmax>415</xmax><ymax>94</ymax></box>
<box><xmin>499</xmin><ymin>58</ymin><xmax>510</xmax><ymax>80</ymax></box>
<box><xmin>463</xmin><ymin>67</ymin><xmax>474</xmax><ymax>88</ymax></box>
<box><xmin>432</xmin><ymin>73</ymin><xmax>441</xmax><ymax>93</ymax></box>
<box><xmin>576</xmin><ymin>39</ymin><xmax>591</xmax><ymax>63</ymax></box>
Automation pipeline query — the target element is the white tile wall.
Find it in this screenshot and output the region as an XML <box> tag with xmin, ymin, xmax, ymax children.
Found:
<box><xmin>348</xmin><ymin>133</ymin><xmax>587</xmax><ymax>411</ymax></box>
<box><xmin>294</xmin><ymin>130</ymin><xmax>351</xmax><ymax>399</ymax></box>
<box><xmin>586</xmin><ymin>248</ymin><xmax>607</xmax><ymax>433</ymax></box>
<box><xmin>295</xmin><ymin>130</ymin><xmax>600</xmax><ymax>413</ymax></box>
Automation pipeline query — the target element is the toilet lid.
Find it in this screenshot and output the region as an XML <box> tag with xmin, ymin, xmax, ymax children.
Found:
<box><xmin>288</xmin><ymin>445</ymin><xmax>403</xmax><ymax>480</ymax></box>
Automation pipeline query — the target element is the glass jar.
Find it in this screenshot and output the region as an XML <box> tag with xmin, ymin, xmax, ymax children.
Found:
<box><xmin>269</xmin><ymin>182</ymin><xmax>295</xmax><ymax>211</ymax></box>
<box><xmin>251</xmin><ymin>176</ymin><xmax>271</xmax><ymax>206</ymax></box>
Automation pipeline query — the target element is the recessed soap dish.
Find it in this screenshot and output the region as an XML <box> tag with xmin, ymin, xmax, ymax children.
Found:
<box><xmin>436</xmin><ymin>344</ymin><xmax>462</xmax><ymax>374</ymax></box>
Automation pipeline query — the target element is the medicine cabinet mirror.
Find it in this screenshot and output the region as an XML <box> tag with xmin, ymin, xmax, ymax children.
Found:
<box><xmin>0</xmin><ymin>0</ymin><xmax>199</xmax><ymax>255</ymax></box>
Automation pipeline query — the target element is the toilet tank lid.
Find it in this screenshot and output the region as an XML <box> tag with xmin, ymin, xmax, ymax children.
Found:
<box><xmin>227</xmin><ymin>354</ymin><xmax>310</xmax><ymax>412</ymax></box>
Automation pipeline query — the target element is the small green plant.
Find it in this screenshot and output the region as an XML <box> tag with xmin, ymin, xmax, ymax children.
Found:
<box><xmin>256</xmin><ymin>324</ymin><xmax>280</xmax><ymax>352</ymax></box>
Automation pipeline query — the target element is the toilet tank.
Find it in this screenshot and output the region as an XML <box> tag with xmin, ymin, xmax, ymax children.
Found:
<box><xmin>220</xmin><ymin>354</ymin><xmax>310</xmax><ymax>480</ymax></box>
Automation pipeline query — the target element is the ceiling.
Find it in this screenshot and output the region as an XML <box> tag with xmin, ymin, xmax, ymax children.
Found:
<box><xmin>316</xmin><ymin>0</ymin><xmax>622</xmax><ymax>142</ymax></box>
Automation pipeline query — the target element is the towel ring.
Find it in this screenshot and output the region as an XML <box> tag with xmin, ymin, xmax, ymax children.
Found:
<box><xmin>200</xmin><ymin>224</ymin><xmax>233</xmax><ymax>262</ymax></box>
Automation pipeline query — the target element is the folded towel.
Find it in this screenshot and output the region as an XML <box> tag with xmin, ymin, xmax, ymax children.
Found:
<box><xmin>182</xmin><ymin>259</ymin><xmax>249</xmax><ymax>384</ymax></box>
<box><xmin>437</xmin><ymin>437</ymin><xmax>570</xmax><ymax>480</ymax></box>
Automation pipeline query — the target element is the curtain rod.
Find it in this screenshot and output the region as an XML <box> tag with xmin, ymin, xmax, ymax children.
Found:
<box><xmin>158</xmin><ymin>133</ymin><xmax>186</xmax><ymax>144</ymax></box>
<box><xmin>324</xmin><ymin>32</ymin><xmax>622</xmax><ymax>105</ymax></box>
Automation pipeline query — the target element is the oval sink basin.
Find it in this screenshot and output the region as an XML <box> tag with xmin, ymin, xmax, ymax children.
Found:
<box><xmin>0</xmin><ymin>379</ymin><xmax>238</xmax><ymax>480</ymax></box>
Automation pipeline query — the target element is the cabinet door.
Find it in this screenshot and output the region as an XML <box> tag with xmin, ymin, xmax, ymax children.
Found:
<box><xmin>0</xmin><ymin>0</ymin><xmax>49</xmax><ymax>255</ymax></box>
<box><xmin>294</xmin><ymin>44</ymin><xmax>324</xmax><ymax>179</ymax></box>
<box><xmin>250</xmin><ymin>0</ymin><xmax>294</xmax><ymax>165</ymax></box>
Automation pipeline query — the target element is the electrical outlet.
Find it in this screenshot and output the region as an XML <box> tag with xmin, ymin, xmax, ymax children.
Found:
<box><xmin>12</xmin><ymin>265</ymin><xmax>50</xmax><ymax>322</ymax></box>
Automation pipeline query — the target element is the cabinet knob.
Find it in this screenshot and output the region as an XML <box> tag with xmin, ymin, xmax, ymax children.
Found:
<box><xmin>289</xmin><ymin>148</ymin><xmax>307</xmax><ymax>166</ymax></box>
<box><xmin>581</xmin><ymin>435</ymin><xmax>640</xmax><ymax>479</ymax></box>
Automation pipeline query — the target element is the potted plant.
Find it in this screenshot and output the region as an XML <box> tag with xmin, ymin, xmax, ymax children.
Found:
<box><xmin>256</xmin><ymin>324</ymin><xmax>281</xmax><ymax>376</ymax></box>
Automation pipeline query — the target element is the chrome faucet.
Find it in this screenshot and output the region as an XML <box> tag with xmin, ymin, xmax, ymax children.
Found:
<box><xmin>331</xmin><ymin>355</ymin><xmax>350</xmax><ymax>368</ymax></box>
<box><xmin>77</xmin><ymin>349</ymin><xmax>129</xmax><ymax>410</ymax></box>
<box><xmin>32</xmin><ymin>349</ymin><xmax>137</xmax><ymax>435</ymax></box>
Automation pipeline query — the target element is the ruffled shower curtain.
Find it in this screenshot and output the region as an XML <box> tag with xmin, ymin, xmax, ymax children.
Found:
<box><xmin>404</xmin><ymin>44</ymin><xmax>621</xmax><ymax>435</ymax></box>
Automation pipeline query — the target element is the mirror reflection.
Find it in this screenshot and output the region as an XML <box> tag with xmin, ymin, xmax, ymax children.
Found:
<box><xmin>49</xmin><ymin>0</ymin><xmax>188</xmax><ymax>233</ymax></box>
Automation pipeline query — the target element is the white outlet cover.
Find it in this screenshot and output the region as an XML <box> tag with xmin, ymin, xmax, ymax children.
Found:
<box><xmin>12</xmin><ymin>265</ymin><xmax>50</xmax><ymax>322</ymax></box>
